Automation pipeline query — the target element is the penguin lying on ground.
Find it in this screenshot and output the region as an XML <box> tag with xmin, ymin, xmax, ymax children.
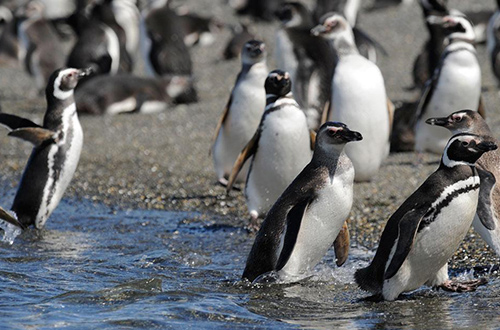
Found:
<box><xmin>355</xmin><ymin>133</ymin><xmax>496</xmax><ymax>301</ymax></box>
<box><xmin>211</xmin><ymin>40</ymin><xmax>268</xmax><ymax>186</ymax></box>
<box><xmin>0</xmin><ymin>67</ymin><xmax>91</xmax><ymax>229</ymax></box>
<box><xmin>427</xmin><ymin>110</ymin><xmax>500</xmax><ymax>257</ymax></box>
<box><xmin>414</xmin><ymin>14</ymin><xmax>483</xmax><ymax>154</ymax></box>
<box><xmin>242</xmin><ymin>121</ymin><xmax>362</xmax><ymax>283</ymax></box>
<box><xmin>312</xmin><ymin>12</ymin><xmax>393</xmax><ymax>182</ymax></box>
<box><xmin>226</xmin><ymin>70</ymin><xmax>313</xmax><ymax>229</ymax></box>
<box><xmin>75</xmin><ymin>73</ymin><xmax>194</xmax><ymax>115</ymax></box>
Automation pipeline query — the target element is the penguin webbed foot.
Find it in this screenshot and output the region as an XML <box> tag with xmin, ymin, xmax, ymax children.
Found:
<box><xmin>438</xmin><ymin>277</ymin><xmax>488</xmax><ymax>293</ymax></box>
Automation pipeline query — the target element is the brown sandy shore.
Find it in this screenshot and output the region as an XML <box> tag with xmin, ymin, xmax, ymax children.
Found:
<box><xmin>0</xmin><ymin>0</ymin><xmax>499</xmax><ymax>269</ymax></box>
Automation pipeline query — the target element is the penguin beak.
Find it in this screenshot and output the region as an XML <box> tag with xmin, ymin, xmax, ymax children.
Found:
<box><xmin>340</xmin><ymin>128</ymin><xmax>363</xmax><ymax>142</ymax></box>
<box><xmin>77</xmin><ymin>67</ymin><xmax>93</xmax><ymax>79</ymax></box>
<box><xmin>475</xmin><ymin>140</ymin><xmax>498</xmax><ymax>152</ymax></box>
<box><xmin>311</xmin><ymin>24</ymin><xmax>327</xmax><ymax>37</ymax></box>
<box><xmin>426</xmin><ymin>15</ymin><xmax>445</xmax><ymax>26</ymax></box>
<box><xmin>426</xmin><ymin>117</ymin><xmax>449</xmax><ymax>127</ymax></box>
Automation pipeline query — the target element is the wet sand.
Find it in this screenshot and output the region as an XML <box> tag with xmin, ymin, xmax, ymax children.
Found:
<box><xmin>0</xmin><ymin>0</ymin><xmax>499</xmax><ymax>269</ymax></box>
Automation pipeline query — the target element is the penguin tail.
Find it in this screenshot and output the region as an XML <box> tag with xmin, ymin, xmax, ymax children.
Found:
<box><xmin>354</xmin><ymin>265</ymin><xmax>381</xmax><ymax>294</ymax></box>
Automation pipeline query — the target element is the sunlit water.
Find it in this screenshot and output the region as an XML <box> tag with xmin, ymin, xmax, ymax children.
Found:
<box><xmin>0</xmin><ymin>194</ymin><xmax>499</xmax><ymax>329</ymax></box>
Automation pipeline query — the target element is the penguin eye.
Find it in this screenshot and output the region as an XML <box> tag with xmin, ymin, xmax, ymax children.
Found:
<box><xmin>461</xmin><ymin>141</ymin><xmax>469</xmax><ymax>147</ymax></box>
<box><xmin>454</xmin><ymin>116</ymin><xmax>462</xmax><ymax>122</ymax></box>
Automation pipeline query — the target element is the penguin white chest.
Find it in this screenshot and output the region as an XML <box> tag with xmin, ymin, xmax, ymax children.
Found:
<box><xmin>280</xmin><ymin>165</ymin><xmax>355</xmax><ymax>276</ymax></box>
<box><xmin>384</xmin><ymin>177</ymin><xmax>480</xmax><ymax>298</ymax></box>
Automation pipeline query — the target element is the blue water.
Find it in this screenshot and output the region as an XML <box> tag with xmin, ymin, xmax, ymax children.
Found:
<box><xmin>0</xmin><ymin>193</ymin><xmax>499</xmax><ymax>329</ymax></box>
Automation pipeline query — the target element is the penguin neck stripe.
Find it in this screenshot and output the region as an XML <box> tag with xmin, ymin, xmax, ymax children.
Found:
<box><xmin>442</xmin><ymin>150</ymin><xmax>474</xmax><ymax>168</ymax></box>
<box><xmin>53</xmin><ymin>70</ymin><xmax>74</xmax><ymax>100</ymax></box>
<box><xmin>265</xmin><ymin>98</ymin><xmax>298</xmax><ymax>112</ymax></box>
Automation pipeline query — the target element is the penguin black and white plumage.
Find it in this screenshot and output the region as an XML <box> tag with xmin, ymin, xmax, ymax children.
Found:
<box><xmin>426</xmin><ymin>110</ymin><xmax>500</xmax><ymax>256</ymax></box>
<box><xmin>275</xmin><ymin>2</ymin><xmax>335</xmax><ymax>130</ymax></box>
<box><xmin>75</xmin><ymin>73</ymin><xmax>192</xmax><ymax>115</ymax></box>
<box><xmin>67</xmin><ymin>0</ymin><xmax>131</xmax><ymax>79</ymax></box>
<box><xmin>414</xmin><ymin>14</ymin><xmax>483</xmax><ymax>154</ymax></box>
<box><xmin>234</xmin><ymin>0</ymin><xmax>284</xmax><ymax>21</ymax></box>
<box><xmin>312</xmin><ymin>13</ymin><xmax>393</xmax><ymax>182</ymax></box>
<box><xmin>141</xmin><ymin>0</ymin><xmax>197</xmax><ymax>103</ymax></box>
<box><xmin>226</xmin><ymin>70</ymin><xmax>312</xmax><ymax>226</ymax></box>
<box><xmin>0</xmin><ymin>67</ymin><xmax>91</xmax><ymax>229</ymax></box>
<box><xmin>222</xmin><ymin>22</ymin><xmax>255</xmax><ymax>60</ymax></box>
<box><xmin>487</xmin><ymin>0</ymin><xmax>500</xmax><ymax>87</ymax></box>
<box><xmin>111</xmin><ymin>0</ymin><xmax>140</xmax><ymax>59</ymax></box>
<box><xmin>242</xmin><ymin>121</ymin><xmax>362</xmax><ymax>283</ymax></box>
<box><xmin>355</xmin><ymin>133</ymin><xmax>497</xmax><ymax>301</ymax></box>
<box><xmin>17</xmin><ymin>1</ymin><xmax>66</xmax><ymax>93</ymax></box>
<box><xmin>211</xmin><ymin>40</ymin><xmax>268</xmax><ymax>186</ymax></box>
<box><xmin>175</xmin><ymin>7</ymin><xmax>222</xmax><ymax>47</ymax></box>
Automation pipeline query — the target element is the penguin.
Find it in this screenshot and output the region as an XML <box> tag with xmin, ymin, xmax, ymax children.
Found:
<box><xmin>426</xmin><ymin>110</ymin><xmax>500</xmax><ymax>256</ymax></box>
<box><xmin>211</xmin><ymin>40</ymin><xmax>268</xmax><ymax>186</ymax></box>
<box><xmin>0</xmin><ymin>5</ymin><xmax>20</xmax><ymax>67</ymax></box>
<box><xmin>111</xmin><ymin>0</ymin><xmax>140</xmax><ymax>59</ymax></box>
<box><xmin>312</xmin><ymin>13</ymin><xmax>393</xmax><ymax>182</ymax></box>
<box><xmin>235</xmin><ymin>0</ymin><xmax>284</xmax><ymax>21</ymax></box>
<box><xmin>75</xmin><ymin>73</ymin><xmax>193</xmax><ymax>115</ymax></box>
<box><xmin>487</xmin><ymin>0</ymin><xmax>500</xmax><ymax>87</ymax></box>
<box><xmin>222</xmin><ymin>22</ymin><xmax>255</xmax><ymax>60</ymax></box>
<box><xmin>414</xmin><ymin>14</ymin><xmax>483</xmax><ymax>155</ymax></box>
<box><xmin>140</xmin><ymin>0</ymin><xmax>197</xmax><ymax>102</ymax></box>
<box><xmin>0</xmin><ymin>67</ymin><xmax>91</xmax><ymax>229</ymax></box>
<box><xmin>226</xmin><ymin>70</ymin><xmax>313</xmax><ymax>227</ymax></box>
<box><xmin>174</xmin><ymin>7</ymin><xmax>223</xmax><ymax>47</ymax></box>
<box><xmin>274</xmin><ymin>2</ymin><xmax>335</xmax><ymax>129</ymax></box>
<box><xmin>242</xmin><ymin>121</ymin><xmax>362</xmax><ymax>283</ymax></box>
<box><xmin>17</xmin><ymin>1</ymin><xmax>66</xmax><ymax>93</ymax></box>
<box><xmin>355</xmin><ymin>133</ymin><xmax>497</xmax><ymax>301</ymax></box>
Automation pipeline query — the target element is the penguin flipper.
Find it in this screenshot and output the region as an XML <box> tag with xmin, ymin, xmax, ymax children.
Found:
<box><xmin>476</xmin><ymin>167</ymin><xmax>497</xmax><ymax>230</ymax></box>
<box><xmin>384</xmin><ymin>207</ymin><xmax>427</xmax><ymax>280</ymax></box>
<box><xmin>226</xmin><ymin>129</ymin><xmax>260</xmax><ymax>192</ymax></box>
<box><xmin>209</xmin><ymin>95</ymin><xmax>232</xmax><ymax>156</ymax></box>
<box><xmin>8</xmin><ymin>127</ymin><xmax>57</xmax><ymax>147</ymax></box>
<box><xmin>0</xmin><ymin>113</ymin><xmax>40</xmax><ymax>131</ymax></box>
<box><xmin>309</xmin><ymin>129</ymin><xmax>316</xmax><ymax>150</ymax></box>
<box><xmin>333</xmin><ymin>221</ymin><xmax>350</xmax><ymax>267</ymax></box>
<box><xmin>0</xmin><ymin>206</ymin><xmax>24</xmax><ymax>230</ymax></box>
<box><xmin>320</xmin><ymin>100</ymin><xmax>330</xmax><ymax>125</ymax></box>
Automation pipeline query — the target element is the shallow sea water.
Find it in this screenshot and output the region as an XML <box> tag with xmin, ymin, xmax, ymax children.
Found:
<box><xmin>0</xmin><ymin>194</ymin><xmax>499</xmax><ymax>329</ymax></box>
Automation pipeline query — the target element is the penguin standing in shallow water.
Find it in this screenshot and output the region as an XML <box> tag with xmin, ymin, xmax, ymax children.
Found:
<box><xmin>414</xmin><ymin>14</ymin><xmax>483</xmax><ymax>154</ymax></box>
<box><xmin>0</xmin><ymin>68</ymin><xmax>91</xmax><ymax>229</ymax></box>
<box><xmin>226</xmin><ymin>70</ymin><xmax>312</xmax><ymax>228</ymax></box>
<box><xmin>211</xmin><ymin>40</ymin><xmax>268</xmax><ymax>186</ymax></box>
<box><xmin>427</xmin><ymin>110</ymin><xmax>500</xmax><ymax>257</ymax></box>
<box><xmin>312</xmin><ymin>13</ymin><xmax>393</xmax><ymax>182</ymax></box>
<box><xmin>355</xmin><ymin>133</ymin><xmax>497</xmax><ymax>301</ymax></box>
<box><xmin>242</xmin><ymin>122</ymin><xmax>362</xmax><ymax>283</ymax></box>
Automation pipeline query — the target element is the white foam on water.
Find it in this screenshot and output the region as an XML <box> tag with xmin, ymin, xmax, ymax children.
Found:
<box><xmin>0</xmin><ymin>219</ymin><xmax>21</xmax><ymax>244</ymax></box>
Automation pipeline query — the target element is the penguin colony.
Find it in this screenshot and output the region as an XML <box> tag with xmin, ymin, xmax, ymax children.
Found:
<box><xmin>0</xmin><ymin>0</ymin><xmax>499</xmax><ymax>303</ymax></box>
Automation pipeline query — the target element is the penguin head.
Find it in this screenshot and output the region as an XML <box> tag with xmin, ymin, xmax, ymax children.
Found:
<box><xmin>442</xmin><ymin>133</ymin><xmax>497</xmax><ymax>167</ymax></box>
<box><xmin>311</xmin><ymin>12</ymin><xmax>352</xmax><ymax>40</ymax></box>
<box><xmin>264</xmin><ymin>70</ymin><xmax>292</xmax><ymax>97</ymax></box>
<box><xmin>241</xmin><ymin>40</ymin><xmax>266</xmax><ymax>65</ymax></box>
<box><xmin>275</xmin><ymin>2</ymin><xmax>311</xmax><ymax>28</ymax></box>
<box><xmin>316</xmin><ymin>121</ymin><xmax>363</xmax><ymax>152</ymax></box>
<box><xmin>426</xmin><ymin>110</ymin><xmax>489</xmax><ymax>135</ymax></box>
<box><xmin>427</xmin><ymin>14</ymin><xmax>475</xmax><ymax>43</ymax></box>
<box><xmin>46</xmin><ymin>67</ymin><xmax>93</xmax><ymax>101</ymax></box>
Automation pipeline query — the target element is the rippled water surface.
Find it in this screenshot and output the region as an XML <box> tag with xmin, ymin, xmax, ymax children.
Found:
<box><xmin>0</xmin><ymin>195</ymin><xmax>499</xmax><ymax>329</ymax></box>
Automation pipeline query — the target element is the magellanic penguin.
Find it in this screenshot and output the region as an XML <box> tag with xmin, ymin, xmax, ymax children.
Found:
<box><xmin>426</xmin><ymin>110</ymin><xmax>500</xmax><ymax>256</ymax></box>
<box><xmin>226</xmin><ymin>70</ymin><xmax>313</xmax><ymax>227</ymax></box>
<box><xmin>242</xmin><ymin>121</ymin><xmax>362</xmax><ymax>283</ymax></box>
<box><xmin>17</xmin><ymin>1</ymin><xmax>66</xmax><ymax>93</ymax></box>
<box><xmin>312</xmin><ymin>13</ymin><xmax>393</xmax><ymax>182</ymax></box>
<box><xmin>414</xmin><ymin>14</ymin><xmax>483</xmax><ymax>155</ymax></box>
<box><xmin>75</xmin><ymin>73</ymin><xmax>193</xmax><ymax>115</ymax></box>
<box><xmin>211</xmin><ymin>40</ymin><xmax>268</xmax><ymax>186</ymax></box>
<box><xmin>355</xmin><ymin>133</ymin><xmax>497</xmax><ymax>301</ymax></box>
<box><xmin>0</xmin><ymin>67</ymin><xmax>92</xmax><ymax>229</ymax></box>
<box><xmin>487</xmin><ymin>0</ymin><xmax>500</xmax><ymax>87</ymax></box>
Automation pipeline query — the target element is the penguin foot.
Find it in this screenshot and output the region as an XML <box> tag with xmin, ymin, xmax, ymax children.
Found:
<box><xmin>218</xmin><ymin>178</ymin><xmax>241</xmax><ymax>191</ymax></box>
<box><xmin>439</xmin><ymin>277</ymin><xmax>488</xmax><ymax>293</ymax></box>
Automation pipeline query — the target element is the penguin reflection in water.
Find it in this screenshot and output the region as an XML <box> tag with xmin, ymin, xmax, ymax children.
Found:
<box><xmin>226</xmin><ymin>70</ymin><xmax>313</xmax><ymax>229</ymax></box>
<box><xmin>0</xmin><ymin>68</ymin><xmax>91</xmax><ymax>230</ymax></box>
<box><xmin>242</xmin><ymin>122</ymin><xmax>362</xmax><ymax>283</ymax></box>
<box><xmin>356</xmin><ymin>133</ymin><xmax>496</xmax><ymax>301</ymax></box>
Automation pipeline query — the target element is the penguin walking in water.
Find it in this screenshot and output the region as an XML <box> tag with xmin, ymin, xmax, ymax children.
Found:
<box><xmin>211</xmin><ymin>40</ymin><xmax>268</xmax><ymax>186</ymax></box>
<box><xmin>414</xmin><ymin>14</ymin><xmax>483</xmax><ymax>154</ymax></box>
<box><xmin>355</xmin><ymin>133</ymin><xmax>496</xmax><ymax>301</ymax></box>
<box><xmin>0</xmin><ymin>67</ymin><xmax>91</xmax><ymax>229</ymax></box>
<box><xmin>226</xmin><ymin>70</ymin><xmax>313</xmax><ymax>228</ymax></box>
<box><xmin>242</xmin><ymin>121</ymin><xmax>362</xmax><ymax>283</ymax></box>
<box><xmin>427</xmin><ymin>110</ymin><xmax>500</xmax><ymax>256</ymax></box>
<box><xmin>312</xmin><ymin>13</ymin><xmax>393</xmax><ymax>182</ymax></box>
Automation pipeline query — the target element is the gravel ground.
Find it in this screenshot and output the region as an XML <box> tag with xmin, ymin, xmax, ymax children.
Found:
<box><xmin>0</xmin><ymin>0</ymin><xmax>499</xmax><ymax>269</ymax></box>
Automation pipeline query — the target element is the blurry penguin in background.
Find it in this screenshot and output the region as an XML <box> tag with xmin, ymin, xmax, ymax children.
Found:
<box><xmin>487</xmin><ymin>0</ymin><xmax>500</xmax><ymax>88</ymax></box>
<box><xmin>141</xmin><ymin>0</ymin><xmax>197</xmax><ymax>103</ymax></box>
<box><xmin>223</xmin><ymin>22</ymin><xmax>255</xmax><ymax>60</ymax></box>
<box><xmin>233</xmin><ymin>0</ymin><xmax>284</xmax><ymax>21</ymax></box>
<box><xmin>17</xmin><ymin>0</ymin><xmax>66</xmax><ymax>93</ymax></box>
<box><xmin>0</xmin><ymin>5</ymin><xmax>20</xmax><ymax>67</ymax></box>
<box><xmin>111</xmin><ymin>0</ymin><xmax>141</xmax><ymax>60</ymax></box>
<box><xmin>174</xmin><ymin>6</ymin><xmax>223</xmax><ymax>48</ymax></box>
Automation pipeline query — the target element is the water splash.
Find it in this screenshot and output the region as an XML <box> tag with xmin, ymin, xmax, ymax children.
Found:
<box><xmin>0</xmin><ymin>218</ymin><xmax>21</xmax><ymax>244</ymax></box>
